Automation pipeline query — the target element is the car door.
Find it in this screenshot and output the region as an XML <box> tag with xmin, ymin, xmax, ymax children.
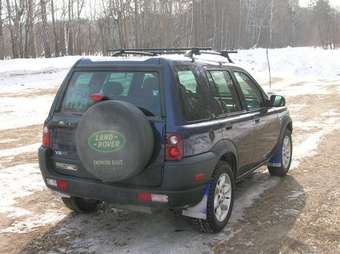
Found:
<box><xmin>232</xmin><ymin>70</ymin><xmax>281</xmax><ymax>164</ymax></box>
<box><xmin>205</xmin><ymin>68</ymin><xmax>257</xmax><ymax>173</ymax></box>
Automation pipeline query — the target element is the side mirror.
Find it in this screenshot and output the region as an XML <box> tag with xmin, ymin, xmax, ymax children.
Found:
<box><xmin>270</xmin><ymin>95</ymin><xmax>286</xmax><ymax>107</ymax></box>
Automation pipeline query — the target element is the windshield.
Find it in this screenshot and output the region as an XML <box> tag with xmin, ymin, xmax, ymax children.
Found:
<box><xmin>61</xmin><ymin>71</ymin><xmax>161</xmax><ymax>116</ymax></box>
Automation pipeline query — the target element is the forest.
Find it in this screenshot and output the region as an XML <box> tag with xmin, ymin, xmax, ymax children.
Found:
<box><xmin>0</xmin><ymin>0</ymin><xmax>339</xmax><ymax>59</ymax></box>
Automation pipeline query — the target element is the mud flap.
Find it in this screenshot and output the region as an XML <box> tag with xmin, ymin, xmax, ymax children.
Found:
<box><xmin>182</xmin><ymin>182</ymin><xmax>210</xmax><ymax>220</ymax></box>
<box><xmin>268</xmin><ymin>143</ymin><xmax>282</xmax><ymax>167</ymax></box>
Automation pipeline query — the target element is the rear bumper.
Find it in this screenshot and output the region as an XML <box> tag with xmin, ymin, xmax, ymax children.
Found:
<box><xmin>39</xmin><ymin>147</ymin><xmax>217</xmax><ymax>209</ymax></box>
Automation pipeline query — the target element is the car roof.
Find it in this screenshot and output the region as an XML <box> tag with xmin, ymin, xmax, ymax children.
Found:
<box><xmin>75</xmin><ymin>54</ymin><xmax>239</xmax><ymax>69</ymax></box>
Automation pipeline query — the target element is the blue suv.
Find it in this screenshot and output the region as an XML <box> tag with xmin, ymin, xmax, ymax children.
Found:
<box><xmin>38</xmin><ymin>48</ymin><xmax>293</xmax><ymax>233</ymax></box>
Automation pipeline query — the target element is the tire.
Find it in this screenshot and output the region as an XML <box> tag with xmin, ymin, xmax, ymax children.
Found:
<box><xmin>62</xmin><ymin>197</ymin><xmax>100</xmax><ymax>213</ymax></box>
<box><xmin>268</xmin><ymin>130</ymin><xmax>293</xmax><ymax>177</ymax></box>
<box><xmin>75</xmin><ymin>100</ymin><xmax>154</xmax><ymax>183</ymax></box>
<box><xmin>192</xmin><ymin>162</ymin><xmax>235</xmax><ymax>233</ymax></box>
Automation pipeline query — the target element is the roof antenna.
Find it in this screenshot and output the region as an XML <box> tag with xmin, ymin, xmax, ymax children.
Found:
<box><xmin>266</xmin><ymin>48</ymin><xmax>272</xmax><ymax>95</ymax></box>
<box><xmin>267</xmin><ymin>0</ymin><xmax>273</xmax><ymax>95</ymax></box>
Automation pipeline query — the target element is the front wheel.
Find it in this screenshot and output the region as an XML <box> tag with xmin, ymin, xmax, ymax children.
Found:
<box><xmin>193</xmin><ymin>162</ymin><xmax>235</xmax><ymax>233</ymax></box>
<box><xmin>268</xmin><ymin>130</ymin><xmax>293</xmax><ymax>177</ymax></box>
<box><xmin>62</xmin><ymin>197</ymin><xmax>100</xmax><ymax>213</ymax></box>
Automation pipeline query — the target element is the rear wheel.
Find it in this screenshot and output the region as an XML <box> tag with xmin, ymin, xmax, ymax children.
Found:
<box><xmin>62</xmin><ymin>197</ymin><xmax>100</xmax><ymax>213</ymax></box>
<box><xmin>268</xmin><ymin>130</ymin><xmax>292</xmax><ymax>177</ymax></box>
<box><xmin>192</xmin><ymin>162</ymin><xmax>235</xmax><ymax>233</ymax></box>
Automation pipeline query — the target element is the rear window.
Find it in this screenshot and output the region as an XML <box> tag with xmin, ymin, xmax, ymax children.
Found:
<box><xmin>61</xmin><ymin>71</ymin><xmax>161</xmax><ymax>116</ymax></box>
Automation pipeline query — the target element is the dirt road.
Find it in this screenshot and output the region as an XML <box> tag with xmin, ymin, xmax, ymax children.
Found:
<box><xmin>0</xmin><ymin>80</ymin><xmax>340</xmax><ymax>254</ymax></box>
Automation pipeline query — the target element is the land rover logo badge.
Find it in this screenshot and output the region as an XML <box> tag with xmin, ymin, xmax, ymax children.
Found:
<box><xmin>88</xmin><ymin>130</ymin><xmax>126</xmax><ymax>153</ymax></box>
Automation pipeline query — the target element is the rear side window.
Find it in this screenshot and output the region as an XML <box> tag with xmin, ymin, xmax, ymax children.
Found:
<box><xmin>176</xmin><ymin>68</ymin><xmax>210</xmax><ymax>121</ymax></box>
<box><xmin>207</xmin><ymin>70</ymin><xmax>240</xmax><ymax>115</ymax></box>
<box><xmin>61</xmin><ymin>71</ymin><xmax>161</xmax><ymax>116</ymax></box>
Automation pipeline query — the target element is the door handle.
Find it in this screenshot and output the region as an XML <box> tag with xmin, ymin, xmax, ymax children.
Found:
<box><xmin>209</xmin><ymin>129</ymin><xmax>215</xmax><ymax>141</ymax></box>
<box><xmin>254</xmin><ymin>118</ymin><xmax>261</xmax><ymax>124</ymax></box>
<box><xmin>225</xmin><ymin>125</ymin><xmax>233</xmax><ymax>130</ymax></box>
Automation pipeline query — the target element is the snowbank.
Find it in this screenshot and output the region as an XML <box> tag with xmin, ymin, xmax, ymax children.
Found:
<box><xmin>0</xmin><ymin>56</ymin><xmax>80</xmax><ymax>75</ymax></box>
<box><xmin>0</xmin><ymin>47</ymin><xmax>339</xmax><ymax>91</ymax></box>
<box><xmin>234</xmin><ymin>47</ymin><xmax>340</xmax><ymax>83</ymax></box>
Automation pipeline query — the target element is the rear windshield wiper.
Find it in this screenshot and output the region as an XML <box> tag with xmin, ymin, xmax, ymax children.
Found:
<box><xmin>138</xmin><ymin>107</ymin><xmax>155</xmax><ymax>117</ymax></box>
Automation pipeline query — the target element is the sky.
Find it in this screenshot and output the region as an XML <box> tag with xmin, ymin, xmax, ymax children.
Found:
<box><xmin>300</xmin><ymin>0</ymin><xmax>340</xmax><ymax>9</ymax></box>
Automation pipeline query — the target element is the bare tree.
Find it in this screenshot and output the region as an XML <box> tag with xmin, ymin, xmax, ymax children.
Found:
<box><xmin>314</xmin><ymin>0</ymin><xmax>334</xmax><ymax>48</ymax></box>
<box><xmin>6</xmin><ymin>0</ymin><xmax>20</xmax><ymax>58</ymax></box>
<box><xmin>24</xmin><ymin>0</ymin><xmax>36</xmax><ymax>57</ymax></box>
<box><xmin>50</xmin><ymin>0</ymin><xmax>59</xmax><ymax>56</ymax></box>
<box><xmin>0</xmin><ymin>0</ymin><xmax>4</xmax><ymax>59</ymax></box>
<box><xmin>67</xmin><ymin>0</ymin><xmax>74</xmax><ymax>55</ymax></box>
<box><xmin>1</xmin><ymin>0</ymin><xmax>340</xmax><ymax>59</ymax></box>
<box><xmin>40</xmin><ymin>0</ymin><xmax>51</xmax><ymax>57</ymax></box>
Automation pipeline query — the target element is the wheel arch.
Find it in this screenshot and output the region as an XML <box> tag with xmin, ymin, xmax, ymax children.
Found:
<box><xmin>287</xmin><ymin>121</ymin><xmax>293</xmax><ymax>133</ymax></box>
<box><xmin>220</xmin><ymin>152</ymin><xmax>238</xmax><ymax>179</ymax></box>
<box><xmin>211</xmin><ymin>139</ymin><xmax>239</xmax><ymax>179</ymax></box>
<box><xmin>280</xmin><ymin>119</ymin><xmax>293</xmax><ymax>142</ymax></box>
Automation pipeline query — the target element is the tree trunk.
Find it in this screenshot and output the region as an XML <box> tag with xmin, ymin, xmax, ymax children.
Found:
<box><xmin>0</xmin><ymin>0</ymin><xmax>4</xmax><ymax>59</ymax></box>
<box><xmin>51</xmin><ymin>0</ymin><xmax>59</xmax><ymax>57</ymax></box>
<box><xmin>40</xmin><ymin>0</ymin><xmax>51</xmax><ymax>57</ymax></box>
<box><xmin>67</xmin><ymin>0</ymin><xmax>74</xmax><ymax>55</ymax></box>
<box><xmin>28</xmin><ymin>0</ymin><xmax>36</xmax><ymax>57</ymax></box>
<box><xmin>6</xmin><ymin>0</ymin><xmax>19</xmax><ymax>58</ymax></box>
<box><xmin>134</xmin><ymin>0</ymin><xmax>139</xmax><ymax>48</ymax></box>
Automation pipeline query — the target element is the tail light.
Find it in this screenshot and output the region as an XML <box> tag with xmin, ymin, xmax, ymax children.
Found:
<box><xmin>137</xmin><ymin>192</ymin><xmax>152</xmax><ymax>203</ymax></box>
<box><xmin>42</xmin><ymin>124</ymin><xmax>50</xmax><ymax>148</ymax></box>
<box><xmin>46</xmin><ymin>178</ymin><xmax>67</xmax><ymax>192</ymax></box>
<box><xmin>56</xmin><ymin>179</ymin><xmax>67</xmax><ymax>192</ymax></box>
<box><xmin>166</xmin><ymin>134</ymin><xmax>183</xmax><ymax>161</ymax></box>
<box><xmin>137</xmin><ymin>192</ymin><xmax>168</xmax><ymax>203</ymax></box>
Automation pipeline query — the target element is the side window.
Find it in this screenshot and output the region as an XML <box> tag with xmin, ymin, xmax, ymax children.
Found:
<box><xmin>234</xmin><ymin>72</ymin><xmax>264</xmax><ymax>111</ymax></box>
<box><xmin>176</xmin><ymin>68</ymin><xmax>210</xmax><ymax>121</ymax></box>
<box><xmin>207</xmin><ymin>70</ymin><xmax>240</xmax><ymax>116</ymax></box>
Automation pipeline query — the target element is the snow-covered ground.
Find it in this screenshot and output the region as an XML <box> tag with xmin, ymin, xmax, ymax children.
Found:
<box><xmin>235</xmin><ymin>47</ymin><xmax>340</xmax><ymax>83</ymax></box>
<box><xmin>0</xmin><ymin>47</ymin><xmax>340</xmax><ymax>253</ymax></box>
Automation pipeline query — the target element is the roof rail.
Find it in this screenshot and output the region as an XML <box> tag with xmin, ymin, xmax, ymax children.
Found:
<box><xmin>108</xmin><ymin>49</ymin><xmax>157</xmax><ymax>57</ymax></box>
<box><xmin>107</xmin><ymin>47</ymin><xmax>238</xmax><ymax>64</ymax></box>
<box><xmin>221</xmin><ymin>50</ymin><xmax>238</xmax><ymax>63</ymax></box>
<box><xmin>108</xmin><ymin>47</ymin><xmax>212</xmax><ymax>57</ymax></box>
<box><xmin>185</xmin><ymin>49</ymin><xmax>238</xmax><ymax>63</ymax></box>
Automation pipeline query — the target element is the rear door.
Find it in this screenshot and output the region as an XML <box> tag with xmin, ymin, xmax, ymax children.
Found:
<box><xmin>48</xmin><ymin>68</ymin><xmax>165</xmax><ymax>187</ymax></box>
<box><xmin>173</xmin><ymin>65</ymin><xmax>215</xmax><ymax>156</ymax></box>
<box><xmin>232</xmin><ymin>70</ymin><xmax>280</xmax><ymax>164</ymax></box>
<box><xmin>205</xmin><ymin>68</ymin><xmax>256</xmax><ymax>173</ymax></box>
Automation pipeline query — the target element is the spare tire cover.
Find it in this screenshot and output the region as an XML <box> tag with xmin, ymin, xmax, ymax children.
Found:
<box><xmin>75</xmin><ymin>100</ymin><xmax>154</xmax><ymax>182</ymax></box>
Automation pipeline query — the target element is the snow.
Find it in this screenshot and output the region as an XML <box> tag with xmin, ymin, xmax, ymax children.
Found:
<box><xmin>234</xmin><ymin>47</ymin><xmax>340</xmax><ymax>83</ymax></box>
<box><xmin>0</xmin><ymin>47</ymin><xmax>339</xmax><ymax>94</ymax></box>
<box><xmin>287</xmin><ymin>190</ymin><xmax>305</xmax><ymax>200</ymax></box>
<box><xmin>231</xmin><ymin>175</ymin><xmax>279</xmax><ymax>222</ymax></box>
<box><xmin>291</xmin><ymin>111</ymin><xmax>340</xmax><ymax>169</ymax></box>
<box><xmin>0</xmin><ymin>164</ymin><xmax>45</xmax><ymax>217</ymax></box>
<box><xmin>0</xmin><ymin>56</ymin><xmax>80</xmax><ymax>74</ymax></box>
<box><xmin>0</xmin><ymin>56</ymin><xmax>80</xmax><ymax>93</ymax></box>
<box><xmin>0</xmin><ymin>143</ymin><xmax>40</xmax><ymax>157</ymax></box>
<box><xmin>0</xmin><ymin>210</ymin><xmax>66</xmax><ymax>234</ymax></box>
<box><xmin>0</xmin><ymin>95</ymin><xmax>53</xmax><ymax>130</ymax></box>
<box><xmin>0</xmin><ymin>162</ymin><xmax>66</xmax><ymax>234</ymax></box>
